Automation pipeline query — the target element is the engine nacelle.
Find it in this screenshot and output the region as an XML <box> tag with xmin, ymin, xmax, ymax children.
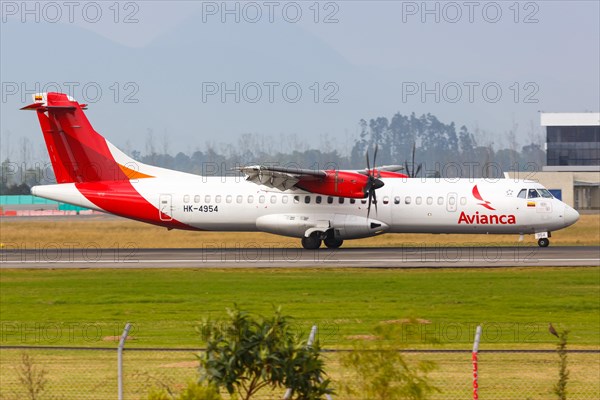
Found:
<box><xmin>256</xmin><ymin>213</ymin><xmax>389</xmax><ymax>240</ymax></box>
<box><xmin>295</xmin><ymin>171</ymin><xmax>370</xmax><ymax>199</ymax></box>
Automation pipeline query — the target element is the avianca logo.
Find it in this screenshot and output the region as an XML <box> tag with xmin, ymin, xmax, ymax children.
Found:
<box><xmin>472</xmin><ymin>185</ymin><xmax>495</xmax><ymax>210</ymax></box>
<box><xmin>458</xmin><ymin>211</ymin><xmax>516</xmax><ymax>225</ymax></box>
<box><xmin>457</xmin><ymin>185</ymin><xmax>516</xmax><ymax>225</ymax></box>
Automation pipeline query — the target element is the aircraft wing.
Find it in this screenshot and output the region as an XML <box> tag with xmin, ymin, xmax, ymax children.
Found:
<box><xmin>236</xmin><ymin>165</ymin><xmax>326</xmax><ymax>191</ymax></box>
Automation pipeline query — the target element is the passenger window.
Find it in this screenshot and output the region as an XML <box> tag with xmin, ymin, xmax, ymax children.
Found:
<box><xmin>349</xmin><ymin>199</ymin><xmax>354</xmax><ymax>204</ymax></box>
<box><xmin>236</xmin><ymin>195</ymin><xmax>243</xmax><ymax>204</ymax></box>
<box><xmin>247</xmin><ymin>195</ymin><xmax>253</xmax><ymax>203</ymax></box>
<box><xmin>339</xmin><ymin>198</ymin><xmax>345</xmax><ymax>204</ymax></box>
<box><xmin>226</xmin><ymin>195</ymin><xmax>232</xmax><ymax>203</ymax></box>
<box><xmin>394</xmin><ymin>196</ymin><xmax>401</xmax><ymax>205</ymax></box>
<box><xmin>215</xmin><ymin>195</ymin><xmax>222</xmax><ymax>203</ymax></box>
<box><xmin>361</xmin><ymin>199</ymin><xmax>367</xmax><ymax>204</ymax></box>
<box><xmin>305</xmin><ymin>196</ymin><xmax>311</xmax><ymax>204</ymax></box>
<box><xmin>383</xmin><ymin>196</ymin><xmax>389</xmax><ymax>205</ymax></box>
<box><xmin>205</xmin><ymin>195</ymin><xmax>211</xmax><ymax>203</ymax></box>
<box><xmin>427</xmin><ymin>197</ymin><xmax>433</xmax><ymax>205</ymax></box>
<box><xmin>517</xmin><ymin>189</ymin><xmax>527</xmax><ymax>199</ymax></box>
<box><xmin>194</xmin><ymin>195</ymin><xmax>201</xmax><ymax>203</ymax></box>
<box><xmin>416</xmin><ymin>197</ymin><xmax>422</xmax><ymax>205</ymax></box>
<box><xmin>449</xmin><ymin>196</ymin><xmax>455</xmax><ymax>206</ymax></box>
<box><xmin>282</xmin><ymin>196</ymin><xmax>288</xmax><ymax>204</ymax></box>
<box><xmin>327</xmin><ymin>196</ymin><xmax>334</xmax><ymax>204</ymax></box>
<box><xmin>405</xmin><ymin>197</ymin><xmax>411</xmax><ymax>205</ymax></box>
<box><xmin>460</xmin><ymin>197</ymin><xmax>466</xmax><ymax>206</ymax></box>
<box><xmin>316</xmin><ymin>196</ymin><xmax>322</xmax><ymax>204</ymax></box>
<box><xmin>528</xmin><ymin>189</ymin><xmax>539</xmax><ymax>199</ymax></box>
<box><xmin>293</xmin><ymin>196</ymin><xmax>300</xmax><ymax>204</ymax></box>
<box><xmin>270</xmin><ymin>195</ymin><xmax>276</xmax><ymax>204</ymax></box>
<box><xmin>184</xmin><ymin>195</ymin><xmax>190</xmax><ymax>203</ymax></box>
<box><xmin>437</xmin><ymin>197</ymin><xmax>444</xmax><ymax>205</ymax></box>
<box><xmin>259</xmin><ymin>195</ymin><xmax>266</xmax><ymax>204</ymax></box>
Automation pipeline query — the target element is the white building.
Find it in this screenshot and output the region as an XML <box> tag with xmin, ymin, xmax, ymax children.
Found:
<box><xmin>512</xmin><ymin>112</ymin><xmax>599</xmax><ymax>210</ymax></box>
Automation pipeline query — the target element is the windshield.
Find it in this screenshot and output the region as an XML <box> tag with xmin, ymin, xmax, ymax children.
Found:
<box><xmin>537</xmin><ymin>189</ymin><xmax>554</xmax><ymax>198</ymax></box>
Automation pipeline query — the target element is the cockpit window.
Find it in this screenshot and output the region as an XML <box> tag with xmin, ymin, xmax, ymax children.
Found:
<box><xmin>517</xmin><ymin>189</ymin><xmax>527</xmax><ymax>199</ymax></box>
<box><xmin>538</xmin><ymin>189</ymin><xmax>554</xmax><ymax>198</ymax></box>
<box><xmin>527</xmin><ymin>189</ymin><xmax>540</xmax><ymax>199</ymax></box>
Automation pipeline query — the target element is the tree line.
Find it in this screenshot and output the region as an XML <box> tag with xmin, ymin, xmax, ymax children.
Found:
<box><xmin>0</xmin><ymin>111</ymin><xmax>545</xmax><ymax>193</ymax></box>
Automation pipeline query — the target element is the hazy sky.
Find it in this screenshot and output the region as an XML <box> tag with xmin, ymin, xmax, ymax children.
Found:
<box><xmin>1</xmin><ymin>1</ymin><xmax>599</xmax><ymax>162</ymax></box>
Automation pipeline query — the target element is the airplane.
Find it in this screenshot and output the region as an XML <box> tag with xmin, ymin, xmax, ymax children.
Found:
<box><xmin>23</xmin><ymin>92</ymin><xmax>579</xmax><ymax>249</ymax></box>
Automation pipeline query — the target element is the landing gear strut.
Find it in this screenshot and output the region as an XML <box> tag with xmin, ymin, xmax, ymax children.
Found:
<box><xmin>301</xmin><ymin>233</ymin><xmax>322</xmax><ymax>250</ymax></box>
<box><xmin>537</xmin><ymin>238</ymin><xmax>550</xmax><ymax>248</ymax></box>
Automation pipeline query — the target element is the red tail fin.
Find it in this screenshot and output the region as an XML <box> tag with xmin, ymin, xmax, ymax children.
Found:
<box><xmin>22</xmin><ymin>92</ymin><xmax>151</xmax><ymax>183</ymax></box>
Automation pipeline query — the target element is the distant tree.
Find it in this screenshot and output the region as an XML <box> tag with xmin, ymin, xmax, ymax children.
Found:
<box><xmin>521</xmin><ymin>143</ymin><xmax>546</xmax><ymax>170</ymax></box>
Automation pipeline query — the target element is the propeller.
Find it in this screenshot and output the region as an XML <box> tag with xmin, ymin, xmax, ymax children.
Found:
<box><xmin>365</xmin><ymin>145</ymin><xmax>384</xmax><ymax>218</ymax></box>
<box><xmin>404</xmin><ymin>142</ymin><xmax>422</xmax><ymax>178</ymax></box>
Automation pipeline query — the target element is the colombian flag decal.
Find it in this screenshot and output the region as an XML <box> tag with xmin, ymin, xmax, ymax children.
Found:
<box><xmin>527</xmin><ymin>201</ymin><xmax>536</xmax><ymax>207</ymax></box>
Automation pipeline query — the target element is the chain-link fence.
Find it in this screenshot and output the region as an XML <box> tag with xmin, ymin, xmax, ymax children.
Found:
<box><xmin>1</xmin><ymin>347</ymin><xmax>599</xmax><ymax>399</ymax></box>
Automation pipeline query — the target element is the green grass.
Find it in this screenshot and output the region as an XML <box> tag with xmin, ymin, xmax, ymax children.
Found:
<box><xmin>1</xmin><ymin>267</ymin><xmax>599</xmax><ymax>348</ymax></box>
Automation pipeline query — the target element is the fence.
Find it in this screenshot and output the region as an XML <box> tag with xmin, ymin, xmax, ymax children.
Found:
<box><xmin>1</xmin><ymin>346</ymin><xmax>599</xmax><ymax>399</ymax></box>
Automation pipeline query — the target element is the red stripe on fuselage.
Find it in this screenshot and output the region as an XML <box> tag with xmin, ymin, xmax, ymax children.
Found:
<box><xmin>75</xmin><ymin>180</ymin><xmax>198</xmax><ymax>230</ymax></box>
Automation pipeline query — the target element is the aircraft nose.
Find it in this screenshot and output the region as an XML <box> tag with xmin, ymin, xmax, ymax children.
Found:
<box><xmin>563</xmin><ymin>204</ymin><xmax>580</xmax><ymax>227</ymax></box>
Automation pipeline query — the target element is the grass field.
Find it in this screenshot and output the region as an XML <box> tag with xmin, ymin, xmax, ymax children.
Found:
<box><xmin>1</xmin><ymin>267</ymin><xmax>598</xmax><ymax>349</ymax></box>
<box><xmin>1</xmin><ymin>216</ymin><xmax>599</xmax><ymax>398</ymax></box>
<box><xmin>1</xmin><ymin>213</ymin><xmax>598</xmax><ymax>248</ymax></box>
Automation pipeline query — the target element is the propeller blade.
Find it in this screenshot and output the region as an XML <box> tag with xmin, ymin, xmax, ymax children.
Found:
<box><xmin>373</xmin><ymin>144</ymin><xmax>378</xmax><ymax>171</ymax></box>
<box><xmin>411</xmin><ymin>142</ymin><xmax>416</xmax><ymax>178</ymax></box>
<box><xmin>415</xmin><ymin>163</ymin><xmax>422</xmax><ymax>177</ymax></box>
<box><xmin>367</xmin><ymin>189</ymin><xmax>372</xmax><ymax>219</ymax></box>
<box><xmin>366</xmin><ymin>150</ymin><xmax>371</xmax><ymax>173</ymax></box>
<box><xmin>372</xmin><ymin>189</ymin><xmax>378</xmax><ymax>215</ymax></box>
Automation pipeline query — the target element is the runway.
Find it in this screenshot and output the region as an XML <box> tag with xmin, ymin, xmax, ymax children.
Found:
<box><xmin>1</xmin><ymin>246</ymin><xmax>598</xmax><ymax>269</ymax></box>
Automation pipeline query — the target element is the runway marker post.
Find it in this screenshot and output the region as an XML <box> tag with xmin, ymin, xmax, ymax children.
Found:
<box><xmin>283</xmin><ymin>325</ymin><xmax>332</xmax><ymax>400</ymax></box>
<box><xmin>118</xmin><ymin>323</ymin><xmax>132</xmax><ymax>400</ymax></box>
<box><xmin>472</xmin><ymin>325</ymin><xmax>482</xmax><ymax>399</ymax></box>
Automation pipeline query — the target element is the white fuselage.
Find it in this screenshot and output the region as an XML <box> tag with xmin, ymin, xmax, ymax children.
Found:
<box><xmin>32</xmin><ymin>176</ymin><xmax>579</xmax><ymax>240</ymax></box>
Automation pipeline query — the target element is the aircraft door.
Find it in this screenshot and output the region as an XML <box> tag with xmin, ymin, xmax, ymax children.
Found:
<box><xmin>159</xmin><ymin>194</ymin><xmax>173</xmax><ymax>221</ymax></box>
<box><xmin>446</xmin><ymin>193</ymin><xmax>458</xmax><ymax>212</ymax></box>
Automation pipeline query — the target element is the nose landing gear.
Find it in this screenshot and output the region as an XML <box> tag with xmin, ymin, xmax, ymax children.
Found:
<box><xmin>535</xmin><ymin>232</ymin><xmax>551</xmax><ymax>247</ymax></box>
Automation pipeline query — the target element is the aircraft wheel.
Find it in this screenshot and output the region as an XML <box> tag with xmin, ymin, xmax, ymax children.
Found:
<box><xmin>538</xmin><ymin>238</ymin><xmax>550</xmax><ymax>248</ymax></box>
<box><xmin>302</xmin><ymin>235</ymin><xmax>322</xmax><ymax>250</ymax></box>
<box><xmin>324</xmin><ymin>236</ymin><xmax>343</xmax><ymax>249</ymax></box>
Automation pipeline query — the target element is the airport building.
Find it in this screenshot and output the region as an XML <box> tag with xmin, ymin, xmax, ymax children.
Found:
<box><xmin>514</xmin><ymin>112</ymin><xmax>599</xmax><ymax>210</ymax></box>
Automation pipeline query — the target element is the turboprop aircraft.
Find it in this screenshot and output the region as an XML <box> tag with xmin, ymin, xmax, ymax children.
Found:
<box><xmin>23</xmin><ymin>92</ymin><xmax>579</xmax><ymax>248</ymax></box>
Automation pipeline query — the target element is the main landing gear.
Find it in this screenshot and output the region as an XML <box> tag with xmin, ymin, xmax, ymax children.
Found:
<box><xmin>301</xmin><ymin>232</ymin><xmax>344</xmax><ymax>249</ymax></box>
<box><xmin>301</xmin><ymin>234</ymin><xmax>321</xmax><ymax>250</ymax></box>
